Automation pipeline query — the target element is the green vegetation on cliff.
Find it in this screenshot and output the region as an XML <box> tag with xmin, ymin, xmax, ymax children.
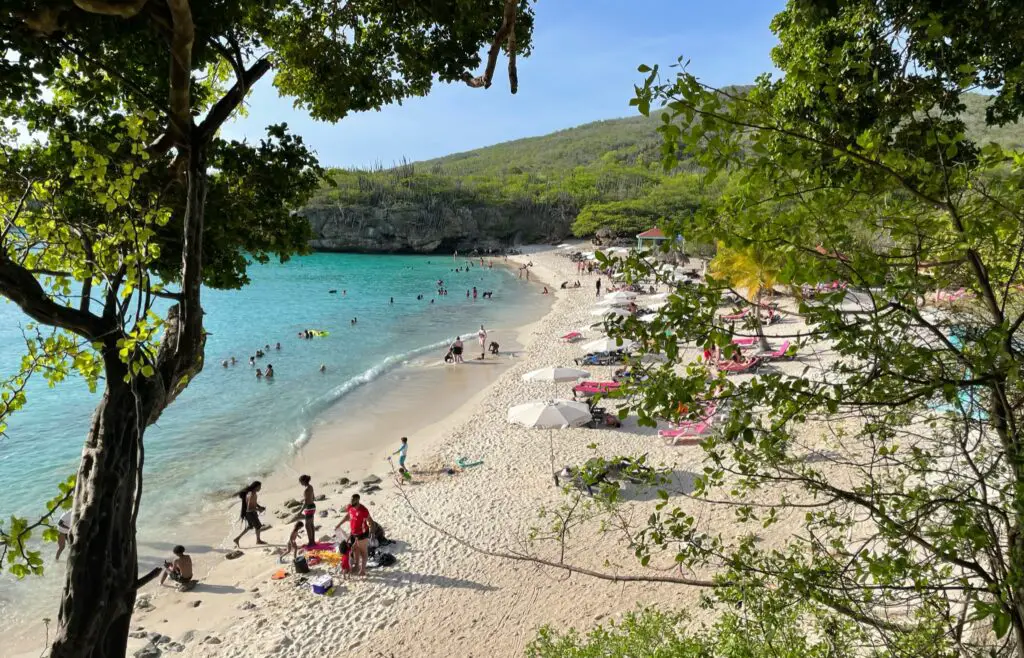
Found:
<box><xmin>308</xmin><ymin>92</ymin><xmax>1024</xmax><ymax>241</ymax></box>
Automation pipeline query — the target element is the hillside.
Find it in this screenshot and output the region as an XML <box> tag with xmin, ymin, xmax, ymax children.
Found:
<box><xmin>304</xmin><ymin>93</ymin><xmax>1024</xmax><ymax>253</ymax></box>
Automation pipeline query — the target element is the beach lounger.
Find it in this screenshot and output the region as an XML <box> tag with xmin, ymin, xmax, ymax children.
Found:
<box><xmin>659</xmin><ymin>419</ymin><xmax>716</xmax><ymax>445</ymax></box>
<box><xmin>715</xmin><ymin>358</ymin><xmax>761</xmax><ymax>374</ymax></box>
<box><xmin>574</xmin><ymin>351</ymin><xmax>628</xmax><ymax>366</ymax></box>
<box><xmin>720</xmin><ymin>308</ymin><xmax>750</xmax><ymax>322</ymax></box>
<box><xmin>561</xmin><ymin>331</ymin><xmax>583</xmax><ymax>342</ymax></box>
<box><xmin>758</xmin><ymin>340</ymin><xmax>792</xmax><ymax>360</ymax></box>
<box><xmin>731</xmin><ymin>336</ymin><xmax>757</xmax><ymax>347</ymax></box>
<box><xmin>572</xmin><ymin>381</ymin><xmax>621</xmax><ymax>399</ymax></box>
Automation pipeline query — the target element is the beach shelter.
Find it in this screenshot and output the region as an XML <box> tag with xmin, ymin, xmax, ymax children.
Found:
<box><xmin>522</xmin><ymin>367</ymin><xmax>591</xmax><ymax>383</ymax></box>
<box><xmin>507</xmin><ymin>400</ymin><xmax>592</xmax><ymax>429</ymax></box>
<box><xmin>636</xmin><ymin>227</ymin><xmax>668</xmax><ymax>250</ymax></box>
<box><xmin>582</xmin><ymin>337</ymin><xmax>633</xmax><ymax>353</ymax></box>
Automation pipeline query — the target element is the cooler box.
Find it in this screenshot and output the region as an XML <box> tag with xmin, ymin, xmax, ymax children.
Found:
<box><xmin>311</xmin><ymin>575</ymin><xmax>333</xmax><ymax>595</ymax></box>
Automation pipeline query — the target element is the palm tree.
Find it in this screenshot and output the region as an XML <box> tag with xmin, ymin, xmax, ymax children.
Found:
<box><xmin>709</xmin><ymin>242</ymin><xmax>781</xmax><ymax>351</ymax></box>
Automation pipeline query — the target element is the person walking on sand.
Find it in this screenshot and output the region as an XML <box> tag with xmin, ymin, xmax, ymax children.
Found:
<box><xmin>233</xmin><ymin>481</ymin><xmax>267</xmax><ymax>547</ymax></box>
<box><xmin>55</xmin><ymin>509</ymin><xmax>73</xmax><ymax>561</ymax></box>
<box><xmin>391</xmin><ymin>436</ymin><xmax>409</xmax><ymax>476</ymax></box>
<box><xmin>159</xmin><ymin>545</ymin><xmax>193</xmax><ymax>587</ymax></box>
<box><xmin>477</xmin><ymin>325</ymin><xmax>487</xmax><ymax>360</ymax></box>
<box><xmin>596</xmin><ymin>278</ymin><xmax>602</xmax><ymax>297</ymax></box>
<box><xmin>299</xmin><ymin>474</ymin><xmax>317</xmax><ymax>546</ymax></box>
<box><xmin>337</xmin><ymin>494</ymin><xmax>374</xmax><ymax>576</ymax></box>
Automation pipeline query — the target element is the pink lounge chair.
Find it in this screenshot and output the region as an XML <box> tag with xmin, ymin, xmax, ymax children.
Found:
<box><xmin>659</xmin><ymin>419</ymin><xmax>716</xmax><ymax>444</ymax></box>
<box><xmin>573</xmin><ymin>381</ymin><xmax>621</xmax><ymax>398</ymax></box>
<box><xmin>715</xmin><ymin>358</ymin><xmax>761</xmax><ymax>374</ymax></box>
<box><xmin>759</xmin><ymin>340</ymin><xmax>792</xmax><ymax>360</ymax></box>
<box><xmin>561</xmin><ymin>331</ymin><xmax>583</xmax><ymax>342</ymax></box>
<box><xmin>731</xmin><ymin>336</ymin><xmax>757</xmax><ymax>347</ymax></box>
<box><xmin>721</xmin><ymin>308</ymin><xmax>750</xmax><ymax>322</ymax></box>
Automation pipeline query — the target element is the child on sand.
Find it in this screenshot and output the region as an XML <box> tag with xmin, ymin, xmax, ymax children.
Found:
<box><xmin>281</xmin><ymin>521</ymin><xmax>304</xmax><ymax>563</ymax></box>
<box><xmin>159</xmin><ymin>545</ymin><xmax>193</xmax><ymax>587</ymax></box>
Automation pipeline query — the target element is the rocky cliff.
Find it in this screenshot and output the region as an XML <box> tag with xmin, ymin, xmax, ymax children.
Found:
<box><xmin>303</xmin><ymin>201</ymin><xmax>574</xmax><ymax>253</ymax></box>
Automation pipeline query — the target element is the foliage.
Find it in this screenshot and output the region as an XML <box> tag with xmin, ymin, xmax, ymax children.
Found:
<box><xmin>527</xmin><ymin>594</ymin><xmax>872</xmax><ymax>658</ymax></box>
<box><xmin>1</xmin><ymin>1</ymin><xmax>537</xmax><ymax>654</ymax></box>
<box><xmin>522</xmin><ymin>1</ymin><xmax>1024</xmax><ymax>657</ymax></box>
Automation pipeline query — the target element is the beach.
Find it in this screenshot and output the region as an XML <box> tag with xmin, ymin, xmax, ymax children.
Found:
<box><xmin>10</xmin><ymin>244</ymin><xmax>785</xmax><ymax>657</ymax></box>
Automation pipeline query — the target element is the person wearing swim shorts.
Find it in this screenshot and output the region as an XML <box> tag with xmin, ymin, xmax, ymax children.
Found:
<box><xmin>233</xmin><ymin>481</ymin><xmax>266</xmax><ymax>547</ymax></box>
<box><xmin>55</xmin><ymin>509</ymin><xmax>73</xmax><ymax>561</ymax></box>
<box><xmin>392</xmin><ymin>437</ymin><xmax>409</xmax><ymax>474</ymax></box>
<box><xmin>451</xmin><ymin>336</ymin><xmax>464</xmax><ymax>364</ymax></box>
<box><xmin>337</xmin><ymin>494</ymin><xmax>373</xmax><ymax>576</ymax></box>
<box><xmin>160</xmin><ymin>545</ymin><xmax>193</xmax><ymax>586</ymax></box>
<box><xmin>299</xmin><ymin>474</ymin><xmax>316</xmax><ymax>546</ymax></box>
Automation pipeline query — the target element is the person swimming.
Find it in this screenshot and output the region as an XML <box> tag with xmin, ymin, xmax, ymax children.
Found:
<box><xmin>319</xmin><ymin>364</ymin><xmax>326</xmax><ymax>373</ymax></box>
<box><xmin>255</xmin><ymin>368</ymin><xmax>263</xmax><ymax>378</ymax></box>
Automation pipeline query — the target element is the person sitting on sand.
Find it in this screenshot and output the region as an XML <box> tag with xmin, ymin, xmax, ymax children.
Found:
<box><xmin>233</xmin><ymin>481</ymin><xmax>267</xmax><ymax>547</ymax></box>
<box><xmin>255</xmin><ymin>368</ymin><xmax>263</xmax><ymax>378</ymax></box>
<box><xmin>443</xmin><ymin>348</ymin><xmax>455</xmax><ymax>363</ymax></box>
<box><xmin>265</xmin><ymin>364</ymin><xmax>275</xmax><ymax>378</ymax></box>
<box><xmin>336</xmin><ymin>494</ymin><xmax>374</xmax><ymax>576</ymax></box>
<box><xmin>299</xmin><ymin>474</ymin><xmax>316</xmax><ymax>546</ymax></box>
<box><xmin>489</xmin><ymin>341</ymin><xmax>500</xmax><ymax>356</ymax></box>
<box><xmin>159</xmin><ymin>545</ymin><xmax>193</xmax><ymax>587</ymax></box>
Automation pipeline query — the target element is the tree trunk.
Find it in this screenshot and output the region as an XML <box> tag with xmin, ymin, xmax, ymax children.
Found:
<box><xmin>755</xmin><ymin>288</ymin><xmax>770</xmax><ymax>352</ymax></box>
<box><xmin>50</xmin><ymin>357</ymin><xmax>149</xmax><ymax>658</ymax></box>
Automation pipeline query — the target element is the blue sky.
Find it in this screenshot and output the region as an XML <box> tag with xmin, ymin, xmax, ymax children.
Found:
<box><xmin>223</xmin><ymin>1</ymin><xmax>786</xmax><ymax>168</ymax></box>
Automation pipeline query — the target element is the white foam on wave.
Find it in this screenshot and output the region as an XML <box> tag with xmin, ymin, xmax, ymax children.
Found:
<box><xmin>290</xmin><ymin>331</ymin><xmax>479</xmax><ymax>450</ymax></box>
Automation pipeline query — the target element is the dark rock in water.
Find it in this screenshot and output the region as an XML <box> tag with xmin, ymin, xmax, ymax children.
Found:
<box><xmin>225</xmin><ymin>550</ymin><xmax>244</xmax><ymax>560</ymax></box>
<box><xmin>314</xmin><ymin>493</ymin><xmax>327</xmax><ymax>501</ymax></box>
<box><xmin>362</xmin><ymin>475</ymin><xmax>382</xmax><ymax>485</ymax></box>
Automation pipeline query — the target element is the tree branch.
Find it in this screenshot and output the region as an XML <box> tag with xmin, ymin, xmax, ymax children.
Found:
<box><xmin>195</xmin><ymin>57</ymin><xmax>272</xmax><ymax>144</ymax></box>
<box><xmin>165</xmin><ymin>0</ymin><xmax>194</xmax><ymax>147</ymax></box>
<box><xmin>462</xmin><ymin>0</ymin><xmax>518</xmax><ymax>92</ymax></box>
<box><xmin>0</xmin><ymin>257</ymin><xmax>108</xmax><ymax>341</ymax></box>
<box><xmin>72</xmin><ymin>0</ymin><xmax>148</xmax><ymax>18</ymax></box>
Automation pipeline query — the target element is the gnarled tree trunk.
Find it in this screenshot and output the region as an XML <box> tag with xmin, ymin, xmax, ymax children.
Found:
<box><xmin>50</xmin><ymin>359</ymin><xmax>149</xmax><ymax>658</ymax></box>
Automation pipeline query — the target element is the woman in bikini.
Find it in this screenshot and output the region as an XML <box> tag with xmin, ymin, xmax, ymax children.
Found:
<box><xmin>299</xmin><ymin>474</ymin><xmax>316</xmax><ymax>547</ymax></box>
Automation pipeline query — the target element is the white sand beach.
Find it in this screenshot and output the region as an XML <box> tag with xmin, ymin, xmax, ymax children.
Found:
<box><xmin>11</xmin><ymin>244</ymin><xmax>820</xmax><ymax>658</ymax></box>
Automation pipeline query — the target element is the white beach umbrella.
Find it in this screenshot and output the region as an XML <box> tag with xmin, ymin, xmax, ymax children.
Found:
<box><xmin>590</xmin><ymin>306</ymin><xmax>629</xmax><ymax>318</ymax></box>
<box><xmin>581</xmin><ymin>337</ymin><xmax>633</xmax><ymax>353</ymax></box>
<box><xmin>522</xmin><ymin>367</ymin><xmax>591</xmax><ymax>383</ymax></box>
<box><xmin>604</xmin><ymin>291</ymin><xmax>637</xmax><ymax>301</ymax></box>
<box><xmin>596</xmin><ymin>297</ymin><xmax>633</xmax><ymax>308</ymax></box>
<box><xmin>507</xmin><ymin>400</ymin><xmax>592</xmax><ymax>429</ymax></box>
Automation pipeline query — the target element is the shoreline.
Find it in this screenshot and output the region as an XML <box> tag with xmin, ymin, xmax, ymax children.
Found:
<box><xmin>6</xmin><ymin>260</ymin><xmax>552</xmax><ymax>657</ymax></box>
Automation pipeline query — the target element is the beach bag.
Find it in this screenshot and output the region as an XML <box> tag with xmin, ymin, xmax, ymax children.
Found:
<box><xmin>293</xmin><ymin>555</ymin><xmax>310</xmax><ymax>574</ymax></box>
<box><xmin>377</xmin><ymin>552</ymin><xmax>397</xmax><ymax>567</ymax></box>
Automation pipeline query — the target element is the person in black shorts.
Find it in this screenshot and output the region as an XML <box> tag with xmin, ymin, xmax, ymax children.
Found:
<box><xmin>233</xmin><ymin>481</ymin><xmax>266</xmax><ymax>547</ymax></box>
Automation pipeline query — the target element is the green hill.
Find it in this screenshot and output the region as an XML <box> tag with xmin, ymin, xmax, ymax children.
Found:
<box><xmin>304</xmin><ymin>93</ymin><xmax>1024</xmax><ymax>253</ymax></box>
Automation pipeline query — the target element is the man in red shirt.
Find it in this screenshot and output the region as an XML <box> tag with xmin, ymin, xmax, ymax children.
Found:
<box><xmin>336</xmin><ymin>494</ymin><xmax>374</xmax><ymax>576</ymax></box>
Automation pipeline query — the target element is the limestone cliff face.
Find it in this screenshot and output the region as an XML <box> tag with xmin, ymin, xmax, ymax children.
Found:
<box><xmin>302</xmin><ymin>202</ymin><xmax>573</xmax><ymax>253</ymax></box>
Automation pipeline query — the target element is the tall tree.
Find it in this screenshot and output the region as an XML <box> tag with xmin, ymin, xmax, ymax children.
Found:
<box><xmin>0</xmin><ymin>1</ymin><xmax>534</xmax><ymax>656</ymax></box>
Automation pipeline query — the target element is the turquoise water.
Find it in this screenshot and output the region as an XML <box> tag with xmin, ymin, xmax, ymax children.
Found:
<box><xmin>0</xmin><ymin>253</ymin><xmax>537</xmax><ymax>530</ymax></box>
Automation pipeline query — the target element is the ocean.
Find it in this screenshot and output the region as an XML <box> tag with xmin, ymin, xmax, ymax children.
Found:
<box><xmin>0</xmin><ymin>252</ymin><xmax>544</xmax><ymax>626</ymax></box>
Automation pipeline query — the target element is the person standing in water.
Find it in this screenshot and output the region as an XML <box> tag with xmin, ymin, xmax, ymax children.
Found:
<box><xmin>233</xmin><ymin>481</ymin><xmax>266</xmax><ymax>547</ymax></box>
<box><xmin>299</xmin><ymin>474</ymin><xmax>316</xmax><ymax>547</ymax></box>
<box><xmin>477</xmin><ymin>325</ymin><xmax>487</xmax><ymax>360</ymax></box>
